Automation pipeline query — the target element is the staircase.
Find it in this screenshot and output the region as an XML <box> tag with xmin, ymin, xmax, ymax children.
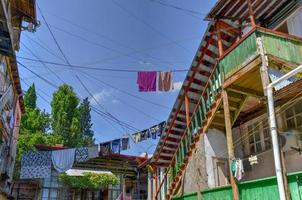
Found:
<box><xmin>156</xmin><ymin>66</ymin><xmax>248</xmax><ymax>200</ymax></box>
<box><xmin>154</xmin><ymin>27</ymin><xmax>302</xmax><ymax>200</ymax></box>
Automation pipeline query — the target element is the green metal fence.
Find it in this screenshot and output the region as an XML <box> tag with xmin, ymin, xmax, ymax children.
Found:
<box><xmin>172</xmin><ymin>171</ymin><xmax>302</xmax><ymax>200</ymax></box>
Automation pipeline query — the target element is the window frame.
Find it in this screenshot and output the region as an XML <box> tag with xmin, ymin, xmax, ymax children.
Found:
<box><xmin>243</xmin><ymin>115</ymin><xmax>272</xmax><ymax>155</ymax></box>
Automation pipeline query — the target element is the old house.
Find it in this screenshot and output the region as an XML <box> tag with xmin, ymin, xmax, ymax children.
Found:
<box><xmin>13</xmin><ymin>144</ymin><xmax>149</xmax><ymax>200</ymax></box>
<box><xmin>0</xmin><ymin>0</ymin><xmax>37</xmax><ymax>199</ymax></box>
<box><xmin>150</xmin><ymin>0</ymin><xmax>302</xmax><ymax>199</ymax></box>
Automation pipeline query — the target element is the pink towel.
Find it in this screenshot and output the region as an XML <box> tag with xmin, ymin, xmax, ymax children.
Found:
<box><xmin>137</xmin><ymin>71</ymin><xmax>157</xmax><ymax>92</ymax></box>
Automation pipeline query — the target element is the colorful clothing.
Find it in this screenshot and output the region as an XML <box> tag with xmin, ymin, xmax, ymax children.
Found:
<box><xmin>137</xmin><ymin>71</ymin><xmax>157</xmax><ymax>92</ymax></box>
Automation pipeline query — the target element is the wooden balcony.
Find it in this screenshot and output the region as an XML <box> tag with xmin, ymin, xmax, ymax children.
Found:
<box><xmin>220</xmin><ymin>27</ymin><xmax>302</xmax><ymax>85</ymax></box>
<box><xmin>154</xmin><ymin>27</ymin><xmax>302</xmax><ymax>200</ymax></box>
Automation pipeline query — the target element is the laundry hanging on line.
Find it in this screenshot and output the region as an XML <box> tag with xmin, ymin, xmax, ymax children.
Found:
<box><xmin>232</xmin><ymin>159</ymin><xmax>244</xmax><ymax>181</ymax></box>
<box><xmin>52</xmin><ymin>148</ymin><xmax>76</xmax><ymax>173</ymax></box>
<box><xmin>137</xmin><ymin>71</ymin><xmax>174</xmax><ymax>92</ymax></box>
<box><xmin>20</xmin><ymin>151</ymin><xmax>52</xmax><ymax>179</ymax></box>
<box><xmin>158</xmin><ymin>71</ymin><xmax>174</xmax><ymax>92</ymax></box>
<box><xmin>137</xmin><ymin>71</ymin><xmax>157</xmax><ymax>92</ymax></box>
<box><xmin>132</xmin><ymin>121</ymin><xmax>166</xmax><ymax>143</ymax></box>
<box><xmin>99</xmin><ymin>137</ymin><xmax>130</xmax><ymax>156</ymax></box>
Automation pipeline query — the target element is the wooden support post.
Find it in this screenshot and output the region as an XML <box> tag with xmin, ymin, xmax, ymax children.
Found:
<box><xmin>248</xmin><ymin>0</ymin><xmax>256</xmax><ymax>27</ymax></box>
<box><xmin>281</xmin><ymin>150</ymin><xmax>291</xmax><ymax>200</ymax></box>
<box><xmin>222</xmin><ymin>89</ymin><xmax>239</xmax><ymax>200</ymax></box>
<box><xmin>155</xmin><ymin>168</ymin><xmax>158</xmax><ymax>200</ymax></box>
<box><xmin>256</xmin><ymin>37</ymin><xmax>270</xmax><ymax>96</ymax></box>
<box><xmin>216</xmin><ymin>21</ymin><xmax>224</xmax><ymax>57</ymax></box>
<box><xmin>185</xmin><ymin>95</ymin><xmax>190</xmax><ymax>127</ymax></box>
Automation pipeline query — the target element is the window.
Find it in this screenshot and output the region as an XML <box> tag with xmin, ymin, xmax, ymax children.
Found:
<box><xmin>285</xmin><ymin>100</ymin><xmax>302</xmax><ymax>130</ymax></box>
<box><xmin>247</xmin><ymin>119</ymin><xmax>271</xmax><ymax>154</ymax></box>
<box><xmin>41</xmin><ymin>170</ymin><xmax>62</xmax><ymax>200</ymax></box>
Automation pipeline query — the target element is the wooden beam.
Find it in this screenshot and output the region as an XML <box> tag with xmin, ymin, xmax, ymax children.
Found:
<box><xmin>185</xmin><ymin>95</ymin><xmax>190</xmax><ymax>126</ymax></box>
<box><xmin>222</xmin><ymin>90</ymin><xmax>239</xmax><ymax>200</ymax></box>
<box><xmin>232</xmin><ymin>95</ymin><xmax>248</xmax><ymax>126</ymax></box>
<box><xmin>248</xmin><ymin>0</ymin><xmax>256</xmax><ymax>27</ymax></box>
<box><xmin>216</xmin><ymin>20</ymin><xmax>224</xmax><ymax>57</ymax></box>
<box><xmin>227</xmin><ymin>85</ymin><xmax>263</xmax><ymax>98</ymax></box>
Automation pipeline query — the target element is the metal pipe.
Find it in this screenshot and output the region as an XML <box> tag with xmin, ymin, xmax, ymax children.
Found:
<box><xmin>266</xmin><ymin>64</ymin><xmax>302</xmax><ymax>200</ymax></box>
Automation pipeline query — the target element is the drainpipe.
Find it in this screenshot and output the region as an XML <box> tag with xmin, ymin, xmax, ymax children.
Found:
<box><xmin>266</xmin><ymin>65</ymin><xmax>302</xmax><ymax>200</ymax></box>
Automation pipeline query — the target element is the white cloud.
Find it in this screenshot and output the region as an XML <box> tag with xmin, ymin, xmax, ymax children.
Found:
<box><xmin>112</xmin><ymin>99</ymin><xmax>120</xmax><ymax>104</ymax></box>
<box><xmin>90</xmin><ymin>89</ymin><xmax>112</xmax><ymax>106</ymax></box>
<box><xmin>173</xmin><ymin>81</ymin><xmax>183</xmax><ymax>92</ymax></box>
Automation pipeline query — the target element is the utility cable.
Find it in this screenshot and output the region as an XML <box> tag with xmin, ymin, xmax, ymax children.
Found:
<box><xmin>38</xmin><ymin>4</ymin><xmax>142</xmax><ymax>134</ymax></box>
<box><xmin>18</xmin><ymin>61</ymin><xmax>58</xmax><ymax>89</ymax></box>
<box><xmin>17</xmin><ymin>56</ymin><xmax>189</xmax><ymax>73</ymax></box>
<box><xmin>147</xmin><ymin>0</ymin><xmax>205</xmax><ymax>19</ymax></box>
<box><xmin>111</xmin><ymin>0</ymin><xmax>193</xmax><ymax>55</ymax></box>
<box><xmin>21</xmin><ymin>42</ymin><xmax>65</xmax><ymax>84</ymax></box>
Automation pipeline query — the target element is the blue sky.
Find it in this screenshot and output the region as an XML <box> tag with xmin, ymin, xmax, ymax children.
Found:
<box><xmin>18</xmin><ymin>0</ymin><xmax>216</xmax><ymax>156</ymax></box>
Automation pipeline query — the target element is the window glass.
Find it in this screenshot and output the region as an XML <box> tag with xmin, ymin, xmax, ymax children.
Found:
<box><xmin>247</xmin><ymin>119</ymin><xmax>271</xmax><ymax>154</ymax></box>
<box><xmin>285</xmin><ymin>100</ymin><xmax>302</xmax><ymax>130</ymax></box>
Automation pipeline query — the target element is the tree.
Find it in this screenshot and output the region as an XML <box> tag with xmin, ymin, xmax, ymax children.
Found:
<box><xmin>79</xmin><ymin>98</ymin><xmax>94</xmax><ymax>146</ymax></box>
<box><xmin>51</xmin><ymin>84</ymin><xmax>81</xmax><ymax>147</ymax></box>
<box><xmin>21</xmin><ymin>83</ymin><xmax>51</xmax><ymax>133</ymax></box>
<box><xmin>24</xmin><ymin>83</ymin><xmax>37</xmax><ymax>109</ymax></box>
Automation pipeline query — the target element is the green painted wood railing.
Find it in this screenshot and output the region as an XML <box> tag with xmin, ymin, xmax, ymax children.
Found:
<box><xmin>220</xmin><ymin>28</ymin><xmax>302</xmax><ymax>79</ymax></box>
<box><xmin>162</xmin><ymin>65</ymin><xmax>223</xmax><ymax>195</ymax></box>
<box><xmin>155</xmin><ymin>27</ymin><xmax>302</xmax><ymax>199</ymax></box>
<box><xmin>172</xmin><ymin>171</ymin><xmax>302</xmax><ymax>200</ymax></box>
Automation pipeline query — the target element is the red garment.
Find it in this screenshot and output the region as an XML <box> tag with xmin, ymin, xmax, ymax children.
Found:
<box><xmin>137</xmin><ymin>71</ymin><xmax>157</xmax><ymax>92</ymax></box>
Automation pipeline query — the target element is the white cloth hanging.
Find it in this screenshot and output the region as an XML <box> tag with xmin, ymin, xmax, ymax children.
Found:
<box><xmin>88</xmin><ymin>145</ymin><xmax>99</xmax><ymax>159</ymax></box>
<box><xmin>235</xmin><ymin>159</ymin><xmax>244</xmax><ymax>181</ymax></box>
<box><xmin>52</xmin><ymin>148</ymin><xmax>75</xmax><ymax>173</ymax></box>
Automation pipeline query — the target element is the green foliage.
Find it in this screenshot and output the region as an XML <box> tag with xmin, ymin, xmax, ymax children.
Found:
<box><xmin>24</xmin><ymin>83</ymin><xmax>37</xmax><ymax>109</ymax></box>
<box><xmin>15</xmin><ymin>84</ymin><xmax>95</xmax><ymax>179</ymax></box>
<box><xmin>79</xmin><ymin>97</ymin><xmax>94</xmax><ymax>146</ymax></box>
<box><xmin>59</xmin><ymin>172</ymin><xmax>119</xmax><ymax>189</ymax></box>
<box><xmin>21</xmin><ymin>108</ymin><xmax>51</xmax><ymax>133</ymax></box>
<box><xmin>51</xmin><ymin>84</ymin><xmax>81</xmax><ymax>147</ymax></box>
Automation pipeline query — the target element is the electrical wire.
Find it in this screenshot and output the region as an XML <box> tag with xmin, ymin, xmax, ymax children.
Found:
<box><xmin>147</xmin><ymin>0</ymin><xmax>205</xmax><ymax>19</ymax></box>
<box><xmin>23</xmin><ymin>34</ymin><xmax>66</xmax><ymax>62</ymax></box>
<box><xmin>21</xmin><ymin>41</ymin><xmax>65</xmax><ymax>83</ymax></box>
<box><xmin>79</xmin><ymin>70</ymin><xmax>171</xmax><ymax>110</ymax></box>
<box><xmin>41</xmin><ymin>11</ymin><xmax>190</xmax><ymax>67</ymax></box>
<box><xmin>18</xmin><ymin>61</ymin><xmax>58</xmax><ymax>89</ymax></box>
<box><xmin>111</xmin><ymin>0</ymin><xmax>193</xmax><ymax>55</ymax></box>
<box><xmin>38</xmin><ymin>4</ymin><xmax>143</xmax><ymax>135</ymax></box>
<box><xmin>17</xmin><ymin>56</ymin><xmax>189</xmax><ymax>73</ymax></box>
<box><xmin>79</xmin><ymin>71</ymin><xmax>162</xmax><ymax>122</ymax></box>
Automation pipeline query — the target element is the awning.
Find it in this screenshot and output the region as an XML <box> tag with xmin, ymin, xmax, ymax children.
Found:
<box><xmin>65</xmin><ymin>169</ymin><xmax>113</xmax><ymax>176</ymax></box>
